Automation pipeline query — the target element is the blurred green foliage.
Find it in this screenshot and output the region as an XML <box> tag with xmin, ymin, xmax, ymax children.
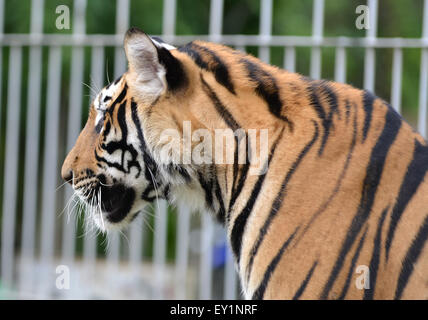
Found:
<box><xmin>0</xmin><ymin>0</ymin><xmax>426</xmax><ymax>261</ymax></box>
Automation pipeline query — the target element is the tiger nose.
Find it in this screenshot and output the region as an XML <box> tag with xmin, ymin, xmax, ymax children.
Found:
<box><xmin>61</xmin><ymin>167</ymin><xmax>74</xmax><ymax>185</ymax></box>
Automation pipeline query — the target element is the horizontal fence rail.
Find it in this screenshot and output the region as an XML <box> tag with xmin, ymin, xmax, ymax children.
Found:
<box><xmin>3</xmin><ymin>34</ymin><xmax>428</xmax><ymax>48</ymax></box>
<box><xmin>0</xmin><ymin>0</ymin><xmax>427</xmax><ymax>300</ymax></box>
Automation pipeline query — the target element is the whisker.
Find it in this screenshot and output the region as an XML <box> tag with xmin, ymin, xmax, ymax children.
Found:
<box><xmin>99</xmin><ymin>180</ymin><xmax>114</xmax><ymax>187</ymax></box>
<box><xmin>119</xmin><ymin>229</ymin><xmax>130</xmax><ymax>249</ymax></box>
<box><xmin>98</xmin><ymin>187</ymin><xmax>106</xmax><ymax>231</ymax></box>
<box><xmin>82</xmin><ymin>81</ymin><xmax>98</xmax><ymax>96</ymax></box>
<box><xmin>105</xmin><ymin>59</ymin><xmax>111</xmax><ymax>84</ymax></box>
<box><xmin>89</xmin><ymin>75</ymin><xmax>102</xmax><ymax>93</ymax></box>
<box><xmin>67</xmin><ymin>196</ymin><xmax>80</xmax><ymax>224</ymax></box>
<box><xmin>141</xmin><ymin>214</ymin><xmax>154</xmax><ymax>233</ymax></box>
<box><xmin>55</xmin><ymin>179</ymin><xmax>72</xmax><ymax>192</ymax></box>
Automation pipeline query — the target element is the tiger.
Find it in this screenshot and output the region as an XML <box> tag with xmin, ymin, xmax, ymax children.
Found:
<box><xmin>61</xmin><ymin>27</ymin><xmax>428</xmax><ymax>300</ymax></box>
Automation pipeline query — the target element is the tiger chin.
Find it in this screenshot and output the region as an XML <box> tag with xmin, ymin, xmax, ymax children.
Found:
<box><xmin>62</xmin><ymin>27</ymin><xmax>428</xmax><ymax>300</ymax></box>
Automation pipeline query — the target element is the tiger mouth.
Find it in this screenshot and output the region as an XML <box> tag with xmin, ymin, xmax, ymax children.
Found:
<box><xmin>98</xmin><ymin>184</ymin><xmax>136</xmax><ymax>223</ymax></box>
<box><xmin>75</xmin><ymin>180</ymin><xmax>136</xmax><ymax>225</ymax></box>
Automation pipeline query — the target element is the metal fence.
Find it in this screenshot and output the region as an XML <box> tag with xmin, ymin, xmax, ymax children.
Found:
<box><xmin>0</xmin><ymin>0</ymin><xmax>427</xmax><ymax>299</ymax></box>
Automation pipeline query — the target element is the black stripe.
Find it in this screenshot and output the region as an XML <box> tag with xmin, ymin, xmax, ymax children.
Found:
<box><xmin>102</xmin><ymin>119</ymin><xmax>111</xmax><ymax>140</ymax></box>
<box><xmin>308</xmin><ymin>81</ymin><xmax>340</xmax><ymax>156</ymax></box>
<box><xmin>230</xmin><ymin>128</ymin><xmax>284</xmax><ymax>263</ymax></box>
<box><xmin>212</xmin><ymin>165</ymin><xmax>226</xmax><ymax>224</ymax></box>
<box><xmin>385</xmin><ymin>139</ymin><xmax>428</xmax><ymax>260</ymax></box>
<box><xmin>292</xmin><ymin>261</ymin><xmax>318</xmax><ymax>300</ymax></box>
<box><xmin>117</xmin><ymin>100</ymin><xmax>129</xmax><ymax>140</ymax></box>
<box><xmin>295</xmin><ymin>101</ymin><xmax>358</xmax><ymax>245</ymax></box>
<box><xmin>240</xmin><ymin>58</ymin><xmax>293</xmax><ymax>129</ymax></box>
<box><xmin>200</xmin><ymin>74</ymin><xmax>240</xmax><ymax>131</ymax></box>
<box><xmin>321</xmin><ymin>82</ymin><xmax>340</xmax><ymax>119</ymax></box>
<box><xmin>95</xmin><ymin>116</ymin><xmax>104</xmax><ymax>133</ymax></box>
<box><xmin>338</xmin><ymin>227</ymin><xmax>368</xmax><ymax>300</ymax></box>
<box><xmin>141</xmin><ymin>184</ymin><xmax>156</xmax><ymax>202</ymax></box>
<box><xmin>179</xmin><ymin>42</ymin><xmax>236</xmax><ymax>95</ymax></box>
<box><xmin>228</xmin><ymin>130</ymin><xmax>248</xmax><ymax>218</ymax></box>
<box><xmin>107</xmin><ymin>84</ymin><xmax>128</xmax><ymax>117</ymax></box>
<box><xmin>363</xmin><ymin>206</ymin><xmax>389</xmax><ymax>300</ymax></box>
<box><xmin>156</xmin><ymin>46</ymin><xmax>188</xmax><ymax>91</ymax></box>
<box><xmin>166</xmin><ymin>164</ymin><xmax>191</xmax><ymax>183</ymax></box>
<box><xmin>252</xmin><ymin>227</ymin><xmax>299</xmax><ymax>300</ymax></box>
<box><xmin>362</xmin><ymin>90</ymin><xmax>376</xmax><ymax>142</ymax></box>
<box><xmin>99</xmin><ymin>100</ymin><xmax>142</xmax><ymax>178</ymax></box>
<box><xmin>130</xmin><ymin>100</ymin><xmax>150</xmax><ymax>155</ymax></box>
<box><xmin>214</xmin><ymin>178</ymin><xmax>226</xmax><ymax>223</ymax></box>
<box><xmin>201</xmin><ymin>74</ymin><xmax>243</xmax><ymax>215</ymax></box>
<box><xmin>394</xmin><ymin>214</ymin><xmax>428</xmax><ymax>299</ymax></box>
<box><xmin>94</xmin><ymin>151</ymin><xmax>127</xmax><ymax>174</ymax></box>
<box><xmin>246</xmin><ymin>121</ymin><xmax>319</xmax><ymax>283</ymax></box>
<box><xmin>345</xmin><ymin>100</ymin><xmax>351</xmax><ymax>124</ymax></box>
<box><xmin>228</xmin><ymin>133</ymin><xmax>251</xmax><ymax>217</ymax></box>
<box><xmin>130</xmin><ymin>99</ymin><xmax>160</xmax><ymax>186</ymax></box>
<box><xmin>197</xmin><ymin>171</ymin><xmax>214</xmax><ymax>210</ymax></box>
<box><xmin>320</xmin><ymin>107</ymin><xmax>402</xmax><ymax>299</ymax></box>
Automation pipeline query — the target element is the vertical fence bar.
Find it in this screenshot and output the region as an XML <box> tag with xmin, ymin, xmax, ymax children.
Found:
<box><xmin>129</xmin><ymin>214</ymin><xmax>145</xmax><ymax>266</ymax></box>
<box><xmin>129</xmin><ymin>216</ymin><xmax>145</xmax><ymax>268</ymax></box>
<box><xmin>334</xmin><ymin>46</ymin><xmax>346</xmax><ymax>83</ymax></box>
<box><xmin>162</xmin><ymin>0</ymin><xmax>176</xmax><ymax>40</ymax></box>
<box><xmin>83</xmin><ymin>46</ymin><xmax>104</xmax><ymax>290</ymax></box>
<box><xmin>61</xmin><ymin>0</ymin><xmax>86</xmax><ymax>277</ymax></box>
<box><xmin>114</xmin><ymin>0</ymin><xmax>129</xmax><ymax>78</ymax></box>
<box><xmin>19</xmin><ymin>0</ymin><xmax>44</xmax><ymax>296</ymax></box>
<box><xmin>106</xmin><ymin>0</ymin><xmax>130</xmax><ymax>280</ymax></box>
<box><xmin>310</xmin><ymin>0</ymin><xmax>324</xmax><ymax>79</ymax></box>
<box><xmin>174</xmin><ymin>204</ymin><xmax>190</xmax><ymax>299</ymax></box>
<box><xmin>0</xmin><ymin>0</ymin><xmax>4</xmax><ymax>133</ymax></box>
<box><xmin>259</xmin><ymin>0</ymin><xmax>272</xmax><ymax>63</ymax></box>
<box><xmin>284</xmin><ymin>47</ymin><xmax>296</xmax><ymax>72</ymax></box>
<box><xmin>208</xmin><ymin>0</ymin><xmax>226</xmax><ymax>300</ymax></box>
<box><xmin>363</xmin><ymin>0</ymin><xmax>378</xmax><ymax>91</ymax></box>
<box><xmin>0</xmin><ymin>0</ymin><xmax>2</xmax><ymax>32</ymax></box>
<box><xmin>149</xmin><ymin>0</ymin><xmax>178</xmax><ymax>300</ymax></box>
<box><xmin>127</xmin><ymin>0</ymin><xmax>144</xmax><ymax>279</ymax></box>
<box><xmin>153</xmin><ymin>201</ymin><xmax>168</xmax><ymax>299</ymax></box>
<box><xmin>199</xmin><ymin>213</ymin><xmax>214</xmax><ymax>299</ymax></box>
<box><xmin>0</xmin><ymin>6</ymin><xmax>3</xmax><ymax>278</ymax></box>
<box><xmin>391</xmin><ymin>47</ymin><xmax>403</xmax><ymax>113</ymax></box>
<box><xmin>419</xmin><ymin>0</ymin><xmax>428</xmax><ymax>137</ymax></box>
<box><xmin>223</xmin><ymin>242</ymin><xmax>237</xmax><ymax>300</ymax></box>
<box><xmin>1</xmin><ymin>46</ymin><xmax>23</xmax><ymax>291</ymax></box>
<box><xmin>38</xmin><ymin>46</ymin><xmax>62</xmax><ymax>297</ymax></box>
<box><xmin>209</xmin><ymin>0</ymin><xmax>224</xmax><ymax>42</ymax></box>
<box><xmin>90</xmin><ymin>47</ymin><xmax>105</xmax><ymax>100</ymax></box>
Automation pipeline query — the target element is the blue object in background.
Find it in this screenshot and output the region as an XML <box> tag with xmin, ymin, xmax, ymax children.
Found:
<box><xmin>212</xmin><ymin>240</ymin><xmax>228</xmax><ymax>268</ymax></box>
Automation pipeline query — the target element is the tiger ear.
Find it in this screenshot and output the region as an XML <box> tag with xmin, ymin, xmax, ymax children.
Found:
<box><xmin>124</xmin><ymin>27</ymin><xmax>166</xmax><ymax>99</ymax></box>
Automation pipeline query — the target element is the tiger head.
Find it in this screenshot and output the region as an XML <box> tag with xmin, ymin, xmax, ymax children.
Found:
<box><xmin>62</xmin><ymin>27</ymin><xmax>269</xmax><ymax>230</ymax></box>
<box><xmin>61</xmin><ymin>29</ymin><xmax>182</xmax><ymax>230</ymax></box>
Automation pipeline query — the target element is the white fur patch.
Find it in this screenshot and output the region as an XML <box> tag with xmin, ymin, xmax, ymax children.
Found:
<box><xmin>150</xmin><ymin>37</ymin><xmax>176</xmax><ymax>51</ymax></box>
<box><xmin>93</xmin><ymin>77</ymin><xmax>124</xmax><ymax>130</ymax></box>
